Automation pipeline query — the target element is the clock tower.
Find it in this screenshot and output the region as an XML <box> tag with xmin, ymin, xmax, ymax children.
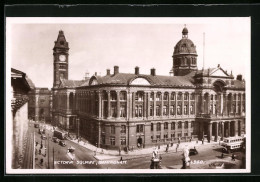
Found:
<box><xmin>53</xmin><ymin>30</ymin><xmax>69</xmax><ymax>88</ymax></box>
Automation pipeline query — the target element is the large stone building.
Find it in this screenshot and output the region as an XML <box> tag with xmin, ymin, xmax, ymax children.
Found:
<box><xmin>28</xmin><ymin>88</ymin><xmax>52</xmax><ymax>123</ymax></box>
<box><xmin>11</xmin><ymin>68</ymin><xmax>34</xmax><ymax>168</ymax></box>
<box><xmin>52</xmin><ymin>27</ymin><xmax>246</xmax><ymax>149</ymax></box>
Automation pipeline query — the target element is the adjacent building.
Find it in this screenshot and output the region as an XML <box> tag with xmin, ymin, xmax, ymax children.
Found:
<box><xmin>11</xmin><ymin>68</ymin><xmax>34</xmax><ymax>168</ymax></box>
<box><xmin>52</xmin><ymin>27</ymin><xmax>246</xmax><ymax>149</ymax></box>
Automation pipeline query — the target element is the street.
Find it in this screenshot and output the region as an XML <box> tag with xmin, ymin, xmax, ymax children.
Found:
<box><xmin>25</xmin><ymin>122</ymin><xmax>245</xmax><ymax>170</ymax></box>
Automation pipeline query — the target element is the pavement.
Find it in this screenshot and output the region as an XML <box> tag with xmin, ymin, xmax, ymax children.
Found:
<box><xmin>38</xmin><ymin>122</ymin><xmax>223</xmax><ymax>162</ymax></box>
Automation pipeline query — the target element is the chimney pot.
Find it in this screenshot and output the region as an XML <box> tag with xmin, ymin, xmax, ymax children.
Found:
<box><xmin>106</xmin><ymin>69</ymin><xmax>110</xmax><ymax>75</ymax></box>
<box><xmin>135</xmin><ymin>66</ymin><xmax>139</xmax><ymax>75</ymax></box>
<box><xmin>151</xmin><ymin>68</ymin><xmax>156</xmax><ymax>76</ymax></box>
<box><xmin>237</xmin><ymin>74</ymin><xmax>242</xmax><ymax>81</ymax></box>
<box><xmin>114</xmin><ymin>66</ymin><xmax>119</xmax><ymax>75</ymax></box>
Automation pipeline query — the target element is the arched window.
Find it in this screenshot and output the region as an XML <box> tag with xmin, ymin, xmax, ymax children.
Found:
<box><xmin>156</xmin><ymin>105</ymin><xmax>160</xmax><ymax>116</ymax></box>
<box><xmin>171</xmin><ymin>92</ymin><xmax>175</xmax><ymax>100</ymax></box>
<box><xmin>156</xmin><ymin>123</ymin><xmax>161</xmax><ymax>131</ymax></box>
<box><xmin>163</xmin><ymin>93</ymin><xmax>168</xmax><ymax>100</ymax></box>
<box><xmin>156</xmin><ymin>92</ymin><xmax>161</xmax><ymax>101</ymax></box>
<box><xmin>171</xmin><ymin>122</ymin><xmax>175</xmax><ymax>130</ymax></box>
<box><xmin>120</xmin><ymin>92</ymin><xmax>126</xmax><ymax>100</ymax></box>
<box><xmin>178</xmin><ymin>121</ymin><xmax>182</xmax><ymax>129</ymax></box>
<box><xmin>190</xmin><ymin>93</ymin><xmax>195</xmax><ymax>100</ymax></box>
<box><xmin>135</xmin><ymin>92</ymin><xmax>144</xmax><ymax>101</ymax></box>
<box><xmin>170</xmin><ymin>105</ymin><xmax>174</xmax><ymax>115</ymax></box>
<box><xmin>177</xmin><ymin>105</ymin><xmax>181</xmax><ymax>115</ymax></box>
<box><xmin>184</xmin><ymin>93</ymin><xmax>188</xmax><ymax>100</ymax></box>
<box><xmin>69</xmin><ymin>92</ymin><xmax>73</xmax><ymax>110</ymax></box>
<box><xmin>177</xmin><ymin>93</ymin><xmax>182</xmax><ymax>100</ymax></box>
<box><xmin>164</xmin><ymin>122</ymin><xmax>168</xmax><ymax>130</ymax></box>
<box><xmin>184</xmin><ymin>121</ymin><xmax>188</xmax><ymax>129</ymax></box>
<box><xmin>150</xmin><ymin>92</ymin><xmax>154</xmax><ymax>101</ymax></box>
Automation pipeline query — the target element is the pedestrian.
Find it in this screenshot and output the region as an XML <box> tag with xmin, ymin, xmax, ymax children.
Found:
<box><xmin>194</xmin><ymin>146</ymin><xmax>196</xmax><ymax>150</ymax></box>
<box><xmin>202</xmin><ymin>138</ymin><xmax>204</xmax><ymax>145</ymax></box>
<box><xmin>120</xmin><ymin>156</ymin><xmax>123</xmax><ymax>161</ymax></box>
<box><xmin>221</xmin><ymin>152</ymin><xmax>224</xmax><ymax>159</ymax></box>
<box><xmin>119</xmin><ymin>147</ymin><xmax>121</xmax><ymax>156</ymax></box>
<box><xmin>41</xmin><ymin>143</ymin><xmax>43</xmax><ymax>149</ymax></box>
<box><xmin>171</xmin><ymin>142</ymin><xmax>173</xmax><ymax>147</ymax></box>
<box><xmin>232</xmin><ymin>153</ymin><xmax>235</xmax><ymax>161</ymax></box>
<box><xmin>131</xmin><ymin>146</ymin><xmax>134</xmax><ymax>151</ymax></box>
<box><xmin>176</xmin><ymin>146</ymin><xmax>178</xmax><ymax>153</ymax></box>
<box><xmin>190</xmin><ymin>138</ymin><xmax>192</xmax><ymax>142</ymax></box>
<box><xmin>40</xmin><ymin>158</ymin><xmax>43</xmax><ymax>165</ymax></box>
<box><xmin>39</xmin><ymin>149</ymin><xmax>41</xmax><ymax>155</ymax></box>
<box><xmin>166</xmin><ymin>146</ymin><xmax>168</xmax><ymax>152</ymax></box>
<box><xmin>158</xmin><ymin>145</ymin><xmax>160</xmax><ymax>149</ymax></box>
<box><xmin>36</xmin><ymin>141</ymin><xmax>38</xmax><ymax>146</ymax></box>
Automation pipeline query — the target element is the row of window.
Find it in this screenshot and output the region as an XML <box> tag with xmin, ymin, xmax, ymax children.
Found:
<box><xmin>151</xmin><ymin>132</ymin><xmax>189</xmax><ymax>140</ymax></box>
<box><xmin>106</xmin><ymin>122</ymin><xmax>194</xmax><ymax>135</ymax></box>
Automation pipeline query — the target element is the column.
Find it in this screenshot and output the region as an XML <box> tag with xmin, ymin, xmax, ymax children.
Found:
<box><xmin>188</xmin><ymin>121</ymin><xmax>191</xmax><ymax>137</ymax></box>
<box><xmin>221</xmin><ymin>122</ymin><xmax>224</xmax><ymax>140</ymax></box>
<box><xmin>230</xmin><ymin>93</ymin><xmax>233</xmax><ymax>114</ymax></box>
<box><xmin>194</xmin><ymin>93</ymin><xmax>197</xmax><ymax>115</ymax></box>
<box><xmin>214</xmin><ymin>122</ymin><xmax>218</xmax><ymax>142</ymax></box>
<box><xmin>181</xmin><ymin>92</ymin><xmax>184</xmax><ymax>116</ymax></box>
<box><xmin>200</xmin><ymin>93</ymin><xmax>204</xmax><ymax>114</ymax></box>
<box><xmin>240</xmin><ymin>94</ymin><xmax>243</xmax><ymax>115</ymax></box>
<box><xmin>220</xmin><ymin>93</ymin><xmax>223</xmax><ymax>115</ymax></box>
<box><xmin>223</xmin><ymin>93</ymin><xmax>227</xmax><ymax>115</ymax></box>
<box><xmin>116</xmin><ymin>91</ymin><xmax>120</xmax><ymax>119</ymax></box>
<box><xmin>127</xmin><ymin>91</ymin><xmax>131</xmax><ymax>120</ymax></box>
<box><xmin>181</xmin><ymin>121</ymin><xmax>185</xmax><ymax>137</ymax></box>
<box><xmin>235</xmin><ymin>94</ymin><xmax>238</xmax><ymax>114</ymax></box>
<box><xmin>107</xmin><ymin>91</ymin><xmax>111</xmax><ymax>118</ymax></box>
<box><xmin>147</xmin><ymin>92</ymin><xmax>151</xmax><ymax>117</ymax></box>
<box><xmin>66</xmin><ymin>92</ymin><xmax>70</xmax><ymax>110</ymax></box>
<box><xmin>132</xmin><ymin>92</ymin><xmax>136</xmax><ymax>118</ymax></box>
<box><xmin>188</xmin><ymin>93</ymin><xmax>190</xmax><ymax>116</ymax></box>
<box><xmin>234</xmin><ymin>120</ymin><xmax>238</xmax><ymax>136</ymax></box>
<box><xmin>207</xmin><ymin>122</ymin><xmax>212</xmax><ymax>142</ymax></box>
<box><xmin>153</xmin><ymin>92</ymin><xmax>156</xmax><ymax>117</ymax></box>
<box><xmin>227</xmin><ymin>121</ymin><xmax>230</xmax><ymax>137</ymax></box>
<box><xmin>98</xmin><ymin>121</ymin><xmax>101</xmax><ymax>147</ymax></box>
<box><xmin>143</xmin><ymin>92</ymin><xmax>147</xmax><ymax>118</ymax></box>
<box><xmin>207</xmin><ymin>94</ymin><xmax>210</xmax><ymax>114</ymax></box>
<box><xmin>175</xmin><ymin>93</ymin><xmax>177</xmax><ymax>117</ymax></box>
<box><xmin>168</xmin><ymin>92</ymin><xmax>171</xmax><ymax>117</ymax></box>
<box><xmin>175</xmin><ymin>122</ymin><xmax>178</xmax><ymax>138</ymax></box>
<box><xmin>98</xmin><ymin>91</ymin><xmax>102</xmax><ymax>119</ymax></box>
<box><xmin>161</xmin><ymin>92</ymin><xmax>164</xmax><ymax>117</ymax></box>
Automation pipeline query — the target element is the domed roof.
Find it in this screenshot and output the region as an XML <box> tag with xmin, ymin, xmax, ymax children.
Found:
<box><xmin>173</xmin><ymin>27</ymin><xmax>197</xmax><ymax>55</ymax></box>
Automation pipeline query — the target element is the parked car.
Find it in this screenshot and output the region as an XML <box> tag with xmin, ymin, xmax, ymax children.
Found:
<box><xmin>68</xmin><ymin>146</ymin><xmax>75</xmax><ymax>152</ymax></box>
<box><xmin>41</xmin><ymin>134</ymin><xmax>47</xmax><ymax>140</ymax></box>
<box><xmin>52</xmin><ymin>137</ymin><xmax>60</xmax><ymax>143</ymax></box>
<box><xmin>189</xmin><ymin>148</ymin><xmax>198</xmax><ymax>156</ymax></box>
<box><xmin>34</xmin><ymin>123</ymin><xmax>39</xmax><ymax>128</ymax></box>
<box><xmin>59</xmin><ymin>140</ymin><xmax>66</xmax><ymax>147</ymax></box>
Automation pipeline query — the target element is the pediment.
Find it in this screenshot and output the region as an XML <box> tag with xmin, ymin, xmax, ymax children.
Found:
<box><xmin>130</xmin><ymin>77</ymin><xmax>151</xmax><ymax>85</ymax></box>
<box><xmin>210</xmin><ymin>69</ymin><xmax>229</xmax><ymax>77</ymax></box>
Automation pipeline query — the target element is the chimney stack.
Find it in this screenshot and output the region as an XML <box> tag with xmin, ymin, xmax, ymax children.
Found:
<box><xmin>151</xmin><ymin>68</ymin><xmax>156</xmax><ymax>76</ymax></box>
<box><xmin>106</xmin><ymin>69</ymin><xmax>110</xmax><ymax>76</ymax></box>
<box><xmin>237</xmin><ymin>74</ymin><xmax>242</xmax><ymax>81</ymax></box>
<box><xmin>114</xmin><ymin>66</ymin><xmax>119</xmax><ymax>75</ymax></box>
<box><xmin>135</xmin><ymin>66</ymin><xmax>139</xmax><ymax>75</ymax></box>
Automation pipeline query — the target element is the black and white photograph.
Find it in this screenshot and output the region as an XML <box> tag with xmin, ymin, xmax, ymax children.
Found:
<box><xmin>6</xmin><ymin>17</ymin><xmax>250</xmax><ymax>174</ymax></box>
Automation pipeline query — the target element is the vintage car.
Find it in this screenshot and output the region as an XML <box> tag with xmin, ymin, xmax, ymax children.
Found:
<box><xmin>68</xmin><ymin>146</ymin><xmax>75</xmax><ymax>152</ymax></box>
<box><xmin>59</xmin><ymin>140</ymin><xmax>66</xmax><ymax>147</ymax></box>
<box><xmin>41</xmin><ymin>134</ymin><xmax>47</xmax><ymax>140</ymax></box>
<box><xmin>189</xmin><ymin>148</ymin><xmax>198</xmax><ymax>156</ymax></box>
<box><xmin>52</xmin><ymin>137</ymin><xmax>60</xmax><ymax>143</ymax></box>
<box><xmin>34</xmin><ymin>123</ymin><xmax>39</xmax><ymax>128</ymax></box>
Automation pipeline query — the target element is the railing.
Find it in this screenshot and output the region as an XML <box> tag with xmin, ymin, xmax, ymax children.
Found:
<box><xmin>197</xmin><ymin>113</ymin><xmax>244</xmax><ymax>118</ymax></box>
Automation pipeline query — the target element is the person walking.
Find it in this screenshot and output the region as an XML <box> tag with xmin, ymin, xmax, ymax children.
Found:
<box><xmin>232</xmin><ymin>153</ymin><xmax>235</xmax><ymax>161</ymax></box>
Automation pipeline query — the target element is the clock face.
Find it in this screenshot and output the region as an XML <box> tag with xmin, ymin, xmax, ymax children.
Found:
<box><xmin>59</xmin><ymin>55</ymin><xmax>66</xmax><ymax>62</ymax></box>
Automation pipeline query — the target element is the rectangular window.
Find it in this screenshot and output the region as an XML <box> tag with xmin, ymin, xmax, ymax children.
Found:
<box><xmin>150</xmin><ymin>106</ymin><xmax>153</xmax><ymax>116</ymax></box>
<box><xmin>190</xmin><ymin>105</ymin><xmax>194</xmax><ymax>114</ymax></box>
<box><xmin>164</xmin><ymin>134</ymin><xmax>168</xmax><ymax>139</ymax></box>
<box><xmin>151</xmin><ymin>136</ymin><xmax>154</xmax><ymax>140</ymax></box>
<box><xmin>177</xmin><ymin>105</ymin><xmax>181</xmax><ymax>115</ymax></box>
<box><xmin>151</xmin><ymin>123</ymin><xmax>153</xmax><ymax>131</ymax></box>
<box><xmin>111</xmin><ymin>105</ymin><xmax>116</xmax><ymax>117</ymax></box>
<box><xmin>171</xmin><ymin>122</ymin><xmax>175</xmax><ymax>130</ymax></box>
<box><xmin>138</xmin><ymin>106</ymin><xmax>143</xmax><ymax>117</ymax></box>
<box><xmin>120</xmin><ymin>106</ymin><xmax>126</xmax><ymax>117</ymax></box>
<box><xmin>120</xmin><ymin>137</ymin><xmax>126</xmax><ymax>145</ymax></box>
<box><xmin>156</xmin><ymin>123</ymin><xmax>161</xmax><ymax>131</ymax></box>
<box><xmin>184</xmin><ymin>105</ymin><xmax>187</xmax><ymax>115</ymax></box>
<box><xmin>136</xmin><ymin>124</ymin><xmax>144</xmax><ymax>133</ymax></box>
<box><xmin>121</xmin><ymin>125</ymin><xmax>126</xmax><ymax>134</ymax></box>
<box><xmin>170</xmin><ymin>105</ymin><xmax>174</xmax><ymax>115</ymax></box>
<box><xmin>111</xmin><ymin>125</ymin><xmax>115</xmax><ymax>134</ymax></box>
<box><xmin>171</xmin><ymin>134</ymin><xmax>175</xmax><ymax>138</ymax></box>
<box><xmin>156</xmin><ymin>106</ymin><xmax>160</xmax><ymax>116</ymax></box>
<box><xmin>164</xmin><ymin>122</ymin><xmax>168</xmax><ymax>130</ymax></box>
<box><xmin>135</xmin><ymin>106</ymin><xmax>138</xmax><ymax>117</ymax></box>
<box><xmin>120</xmin><ymin>92</ymin><xmax>126</xmax><ymax>100</ymax></box>
<box><xmin>163</xmin><ymin>106</ymin><xmax>167</xmax><ymax>116</ymax></box>
<box><xmin>156</xmin><ymin>134</ymin><xmax>160</xmax><ymax>140</ymax></box>
<box><xmin>110</xmin><ymin>136</ymin><xmax>115</xmax><ymax>145</ymax></box>
<box><xmin>184</xmin><ymin>133</ymin><xmax>188</xmax><ymax>137</ymax></box>
<box><xmin>178</xmin><ymin>133</ymin><xmax>182</xmax><ymax>137</ymax></box>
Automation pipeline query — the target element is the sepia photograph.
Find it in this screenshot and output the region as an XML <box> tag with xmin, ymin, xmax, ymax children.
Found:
<box><xmin>6</xmin><ymin>17</ymin><xmax>250</xmax><ymax>174</ymax></box>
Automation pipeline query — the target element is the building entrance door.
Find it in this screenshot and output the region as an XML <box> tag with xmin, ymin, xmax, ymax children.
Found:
<box><xmin>137</xmin><ymin>137</ymin><xmax>143</xmax><ymax>148</ymax></box>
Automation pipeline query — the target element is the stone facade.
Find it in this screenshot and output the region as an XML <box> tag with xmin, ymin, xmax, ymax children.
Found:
<box><xmin>52</xmin><ymin>27</ymin><xmax>246</xmax><ymax>150</ymax></box>
<box><xmin>28</xmin><ymin>88</ymin><xmax>51</xmax><ymax>123</ymax></box>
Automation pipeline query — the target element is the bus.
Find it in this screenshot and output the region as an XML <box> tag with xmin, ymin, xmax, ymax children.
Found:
<box><xmin>221</xmin><ymin>136</ymin><xmax>245</xmax><ymax>153</ymax></box>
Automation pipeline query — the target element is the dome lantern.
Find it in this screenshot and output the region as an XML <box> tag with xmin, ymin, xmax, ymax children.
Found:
<box><xmin>182</xmin><ymin>25</ymin><xmax>188</xmax><ymax>38</ymax></box>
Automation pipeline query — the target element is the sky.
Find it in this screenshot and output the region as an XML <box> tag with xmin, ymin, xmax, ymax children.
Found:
<box><xmin>7</xmin><ymin>17</ymin><xmax>250</xmax><ymax>89</ymax></box>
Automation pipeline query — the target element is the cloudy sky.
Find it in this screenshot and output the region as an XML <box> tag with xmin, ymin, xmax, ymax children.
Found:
<box><xmin>7</xmin><ymin>17</ymin><xmax>250</xmax><ymax>89</ymax></box>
